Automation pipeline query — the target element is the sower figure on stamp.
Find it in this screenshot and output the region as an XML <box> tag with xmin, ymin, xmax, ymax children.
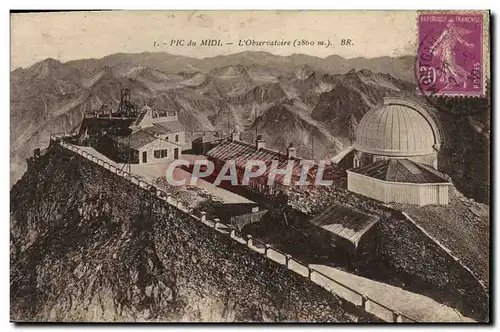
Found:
<box><xmin>429</xmin><ymin>18</ymin><xmax>475</xmax><ymax>89</ymax></box>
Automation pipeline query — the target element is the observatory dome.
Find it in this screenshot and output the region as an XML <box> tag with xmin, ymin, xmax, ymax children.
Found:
<box><xmin>354</xmin><ymin>97</ymin><xmax>440</xmax><ymax>157</ymax></box>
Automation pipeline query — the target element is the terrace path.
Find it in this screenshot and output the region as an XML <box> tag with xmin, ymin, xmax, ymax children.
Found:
<box><xmin>310</xmin><ymin>264</ymin><xmax>475</xmax><ymax>322</ymax></box>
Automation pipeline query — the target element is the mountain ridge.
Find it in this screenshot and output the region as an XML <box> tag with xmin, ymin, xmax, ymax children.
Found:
<box><xmin>10</xmin><ymin>53</ymin><xmax>490</xmax><ymax>204</ymax></box>
<box><xmin>15</xmin><ymin>51</ymin><xmax>416</xmax><ymax>83</ymax></box>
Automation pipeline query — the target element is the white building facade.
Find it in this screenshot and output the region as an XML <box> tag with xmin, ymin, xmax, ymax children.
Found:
<box><xmin>129</xmin><ymin>105</ymin><xmax>186</xmax><ymax>164</ymax></box>
<box><xmin>347</xmin><ymin>169</ymin><xmax>450</xmax><ymax>206</ymax></box>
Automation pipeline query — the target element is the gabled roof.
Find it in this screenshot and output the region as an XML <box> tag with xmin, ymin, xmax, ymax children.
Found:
<box><xmin>110</xmin><ymin>130</ymin><xmax>181</xmax><ymax>150</ymax></box>
<box><xmin>349</xmin><ymin>159</ymin><xmax>450</xmax><ymax>184</ymax></box>
<box><xmin>143</xmin><ymin>121</ymin><xmax>185</xmax><ymax>136</ymax></box>
<box><xmin>308</xmin><ymin>203</ymin><xmax>379</xmax><ymax>247</ymax></box>
<box><xmin>206</xmin><ymin>139</ymin><xmax>342</xmax><ymax>184</ymax></box>
<box><xmin>110</xmin><ymin>130</ymin><xmax>156</xmax><ymax>150</ymax></box>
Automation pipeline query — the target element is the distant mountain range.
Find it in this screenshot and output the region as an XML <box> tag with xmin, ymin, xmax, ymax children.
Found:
<box><xmin>49</xmin><ymin>51</ymin><xmax>417</xmax><ymax>83</ymax></box>
<box><xmin>10</xmin><ymin>51</ymin><xmax>490</xmax><ymax>203</ymax></box>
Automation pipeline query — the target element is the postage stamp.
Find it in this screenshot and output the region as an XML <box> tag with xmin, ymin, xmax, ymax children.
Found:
<box><xmin>417</xmin><ymin>12</ymin><xmax>485</xmax><ymax>96</ymax></box>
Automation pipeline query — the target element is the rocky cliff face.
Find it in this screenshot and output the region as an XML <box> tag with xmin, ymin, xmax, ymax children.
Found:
<box><xmin>10</xmin><ymin>144</ymin><xmax>378</xmax><ymax>322</ymax></box>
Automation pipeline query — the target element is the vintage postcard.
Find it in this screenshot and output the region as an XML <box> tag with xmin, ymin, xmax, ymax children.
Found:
<box><xmin>10</xmin><ymin>10</ymin><xmax>491</xmax><ymax>323</ymax></box>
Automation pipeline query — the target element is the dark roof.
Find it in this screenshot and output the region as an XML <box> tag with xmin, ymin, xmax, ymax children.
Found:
<box><xmin>187</xmin><ymin>132</ymin><xmax>222</xmax><ymax>143</ymax></box>
<box><xmin>330</xmin><ymin>145</ymin><xmax>355</xmax><ymax>164</ymax></box>
<box><xmin>144</xmin><ymin>121</ymin><xmax>184</xmax><ymax>135</ymax></box>
<box><xmin>206</xmin><ymin>139</ymin><xmax>342</xmax><ymax>184</ymax></box>
<box><xmin>349</xmin><ymin>159</ymin><xmax>449</xmax><ymax>184</ymax></box>
<box><xmin>110</xmin><ymin>131</ymin><xmax>156</xmax><ymax>150</ymax></box>
<box><xmin>308</xmin><ymin>203</ymin><xmax>379</xmax><ymax>246</ymax></box>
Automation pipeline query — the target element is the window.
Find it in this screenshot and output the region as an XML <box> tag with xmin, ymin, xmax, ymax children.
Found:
<box><xmin>154</xmin><ymin>149</ymin><xmax>168</xmax><ymax>159</ymax></box>
<box><xmin>353</xmin><ymin>157</ymin><xmax>360</xmax><ymax>168</ymax></box>
<box><xmin>154</xmin><ymin>149</ymin><xmax>170</xmax><ymax>159</ymax></box>
<box><xmin>175</xmin><ymin>134</ymin><xmax>179</xmax><ymax>142</ymax></box>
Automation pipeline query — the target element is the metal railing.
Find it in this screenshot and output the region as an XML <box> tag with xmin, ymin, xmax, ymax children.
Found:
<box><xmin>50</xmin><ymin>135</ymin><xmax>418</xmax><ymax>323</ymax></box>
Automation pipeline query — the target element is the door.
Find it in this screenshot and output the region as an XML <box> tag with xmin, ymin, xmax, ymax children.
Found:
<box><xmin>142</xmin><ymin>151</ymin><xmax>147</xmax><ymax>163</ymax></box>
<box><xmin>174</xmin><ymin>148</ymin><xmax>179</xmax><ymax>159</ymax></box>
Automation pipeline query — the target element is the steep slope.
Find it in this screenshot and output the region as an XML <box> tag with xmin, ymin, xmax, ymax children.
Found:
<box><xmin>253</xmin><ymin>99</ymin><xmax>344</xmax><ymax>160</ymax></box>
<box><xmin>10</xmin><ymin>59</ymin><xmax>92</xmax><ymax>186</ymax></box>
<box><xmin>312</xmin><ymin>82</ymin><xmax>369</xmax><ymax>142</ymax></box>
<box><xmin>311</xmin><ymin>70</ymin><xmax>412</xmax><ymax>141</ymax></box>
<box><xmin>10</xmin><ymin>144</ymin><xmax>378</xmax><ymax>322</ymax></box>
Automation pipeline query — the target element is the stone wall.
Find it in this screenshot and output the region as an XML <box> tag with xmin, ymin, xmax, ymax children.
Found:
<box><xmin>11</xmin><ymin>143</ymin><xmax>378</xmax><ymax>322</ymax></box>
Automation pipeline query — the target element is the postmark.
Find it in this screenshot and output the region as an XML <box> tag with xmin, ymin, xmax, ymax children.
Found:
<box><xmin>417</xmin><ymin>13</ymin><xmax>484</xmax><ymax>97</ymax></box>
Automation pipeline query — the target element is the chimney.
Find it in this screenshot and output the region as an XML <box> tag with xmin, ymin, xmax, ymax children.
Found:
<box><xmin>256</xmin><ymin>135</ymin><xmax>266</xmax><ymax>150</ymax></box>
<box><xmin>231</xmin><ymin>131</ymin><xmax>241</xmax><ymax>141</ymax></box>
<box><xmin>287</xmin><ymin>143</ymin><xmax>296</xmax><ymax>159</ymax></box>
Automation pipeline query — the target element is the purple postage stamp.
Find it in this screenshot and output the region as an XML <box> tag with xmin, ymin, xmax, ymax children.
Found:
<box><xmin>417</xmin><ymin>13</ymin><xmax>484</xmax><ymax>96</ymax></box>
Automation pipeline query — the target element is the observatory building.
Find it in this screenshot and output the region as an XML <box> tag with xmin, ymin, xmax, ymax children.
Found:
<box><xmin>353</xmin><ymin>97</ymin><xmax>442</xmax><ymax>169</ymax></box>
<box><xmin>334</xmin><ymin>97</ymin><xmax>451</xmax><ymax>206</ymax></box>
<box><xmin>103</xmin><ymin>105</ymin><xmax>186</xmax><ymax>164</ymax></box>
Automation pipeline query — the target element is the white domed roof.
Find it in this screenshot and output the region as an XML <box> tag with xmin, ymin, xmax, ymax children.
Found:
<box><xmin>354</xmin><ymin>98</ymin><xmax>440</xmax><ymax>157</ymax></box>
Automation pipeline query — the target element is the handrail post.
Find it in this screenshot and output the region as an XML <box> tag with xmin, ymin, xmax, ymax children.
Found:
<box><xmin>200</xmin><ymin>211</ymin><xmax>206</xmax><ymax>223</ymax></box>
<box><xmin>285</xmin><ymin>254</ymin><xmax>291</xmax><ymax>267</ymax></box>
<box><xmin>264</xmin><ymin>244</ymin><xmax>271</xmax><ymax>256</ymax></box>
<box><xmin>393</xmin><ymin>311</ymin><xmax>403</xmax><ymax>323</ymax></box>
<box><xmin>361</xmin><ymin>295</ymin><xmax>370</xmax><ymax>311</ymax></box>
<box><xmin>213</xmin><ymin>218</ymin><xmax>220</xmax><ymax>229</ymax></box>
<box><xmin>246</xmin><ymin>234</ymin><xmax>253</xmax><ymax>247</ymax></box>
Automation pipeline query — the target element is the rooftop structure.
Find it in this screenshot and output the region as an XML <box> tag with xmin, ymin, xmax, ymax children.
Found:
<box><xmin>206</xmin><ymin>134</ymin><xmax>342</xmax><ymax>193</ymax></box>
<box><xmin>343</xmin><ymin>97</ymin><xmax>450</xmax><ymax>205</ymax></box>
<box><xmin>131</xmin><ymin>105</ymin><xmax>180</xmax><ymax>129</ymax></box>
<box><xmin>88</xmin><ymin>99</ymin><xmax>186</xmax><ymax>165</ymax></box>
<box><xmin>308</xmin><ymin>203</ymin><xmax>380</xmax><ymax>249</ymax></box>
<box><xmin>354</xmin><ymin>97</ymin><xmax>442</xmax><ymax>158</ymax></box>
<box><xmin>349</xmin><ymin>159</ymin><xmax>449</xmax><ymax>184</ymax></box>
<box><xmin>331</xmin><ymin>97</ymin><xmax>443</xmax><ymax>170</ymax></box>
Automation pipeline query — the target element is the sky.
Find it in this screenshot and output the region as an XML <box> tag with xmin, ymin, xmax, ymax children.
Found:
<box><xmin>10</xmin><ymin>10</ymin><xmax>418</xmax><ymax>70</ymax></box>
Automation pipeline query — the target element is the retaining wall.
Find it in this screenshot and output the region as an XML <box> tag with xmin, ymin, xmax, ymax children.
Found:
<box><xmin>47</xmin><ymin>135</ymin><xmax>418</xmax><ymax>322</ymax></box>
